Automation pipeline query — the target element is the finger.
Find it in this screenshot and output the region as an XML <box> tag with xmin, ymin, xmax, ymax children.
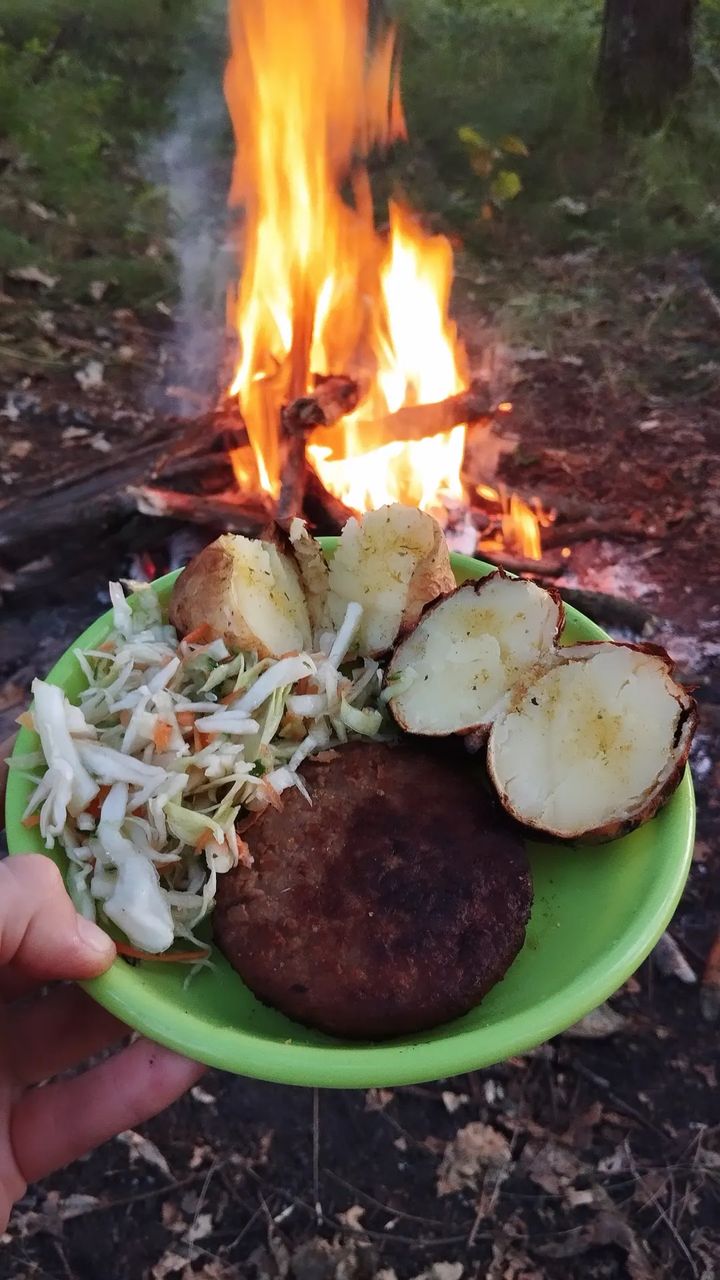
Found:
<box><xmin>0</xmin><ymin>731</ymin><xmax>15</xmax><ymax>816</ymax></box>
<box><xmin>12</xmin><ymin>1037</ymin><xmax>205</xmax><ymax>1184</ymax></box>
<box><xmin>0</xmin><ymin>856</ymin><xmax>115</xmax><ymax>991</ymax></box>
<box><xmin>5</xmin><ymin>985</ymin><xmax>128</xmax><ymax>1088</ymax></box>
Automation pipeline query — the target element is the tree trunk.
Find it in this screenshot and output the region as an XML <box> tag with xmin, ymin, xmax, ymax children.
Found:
<box><xmin>597</xmin><ymin>0</ymin><xmax>696</xmax><ymax>129</ymax></box>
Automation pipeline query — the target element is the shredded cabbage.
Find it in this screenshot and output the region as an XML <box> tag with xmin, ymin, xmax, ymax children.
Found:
<box><xmin>17</xmin><ymin>587</ymin><xmax>395</xmax><ymax>958</ymax></box>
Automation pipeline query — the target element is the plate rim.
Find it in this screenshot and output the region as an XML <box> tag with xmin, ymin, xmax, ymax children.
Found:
<box><xmin>4</xmin><ymin>550</ymin><xmax>696</xmax><ymax>1087</ymax></box>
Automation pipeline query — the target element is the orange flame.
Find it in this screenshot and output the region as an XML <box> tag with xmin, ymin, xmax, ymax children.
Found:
<box><xmin>224</xmin><ymin>0</ymin><xmax>543</xmax><ymax>557</ymax></box>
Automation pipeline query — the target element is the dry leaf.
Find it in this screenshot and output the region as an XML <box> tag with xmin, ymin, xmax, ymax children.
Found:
<box><xmin>536</xmin><ymin>1210</ymin><xmax>657</xmax><ymax>1278</ymax></box>
<box><xmin>191</xmin><ymin>1085</ymin><xmax>216</xmax><ymax>1105</ymax></box>
<box><xmin>8</xmin><ymin>265</ymin><xmax>58</xmax><ymax>289</ymax></box>
<box><xmin>562</xmin><ymin>1002</ymin><xmax>626</xmax><ymax>1039</ymax></box>
<box><xmin>62</xmin><ymin>425</ymin><xmax>90</xmax><ymax>441</ymax></box>
<box><xmin>151</xmin><ymin>1251</ymin><xmax>188</xmax><ymax>1279</ymax></box>
<box><xmin>26</xmin><ymin>200</ymin><xmax>55</xmax><ymax>221</ymax></box>
<box><xmin>337</xmin><ymin>1205</ymin><xmax>366</xmax><ymax>1229</ymax></box>
<box><xmin>487</xmin><ymin>1242</ymin><xmax>544</xmax><ymax>1280</ymax></box>
<box><xmin>116</xmin><ymin>1128</ymin><xmax>172</xmax><ymax>1176</ymax></box>
<box><xmin>653</xmin><ymin>932</ymin><xmax>697</xmax><ymax>983</ymax></box>
<box><xmin>89</xmin><ymin>280</ymin><xmax>109</xmax><ymax>301</ymax></box>
<box><xmin>90</xmin><ymin>432</ymin><xmax>112</xmax><ymax>453</ymax></box>
<box><xmin>436</xmin><ymin>1122</ymin><xmax>512</xmax><ymax>1196</ymax></box>
<box><xmin>75</xmin><ymin>359</ymin><xmax>105</xmax><ymax>391</ymax></box>
<box><xmin>8</xmin><ymin>440</ymin><xmax>31</xmax><ymax>460</ymax></box>
<box><xmin>441</xmin><ymin>1091</ymin><xmax>469</xmax><ymax>1114</ymax></box>
<box><xmin>186</xmin><ymin>1212</ymin><xmax>214</xmax><ymax>1243</ymax></box>
<box><xmin>519</xmin><ymin>1140</ymin><xmax>584</xmax><ymax>1197</ymax></box>
<box><xmin>161</xmin><ymin>1201</ymin><xmax>186</xmax><ymax>1234</ymax></box>
<box><xmin>365</xmin><ymin>1087</ymin><xmax>394</xmax><ymax>1111</ymax></box>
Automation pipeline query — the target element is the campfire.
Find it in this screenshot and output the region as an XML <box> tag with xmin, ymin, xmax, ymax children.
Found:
<box><xmin>154</xmin><ymin>0</ymin><xmax>550</xmax><ymax>565</ymax></box>
<box><xmin>0</xmin><ymin>0</ymin><xmax>560</xmax><ymax>584</ymax></box>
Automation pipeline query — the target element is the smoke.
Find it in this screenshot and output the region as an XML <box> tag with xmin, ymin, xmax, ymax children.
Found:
<box><xmin>144</xmin><ymin>0</ymin><xmax>235</xmax><ymax>414</ymax></box>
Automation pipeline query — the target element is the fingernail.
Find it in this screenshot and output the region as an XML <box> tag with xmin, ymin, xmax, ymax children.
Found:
<box><xmin>76</xmin><ymin>914</ymin><xmax>115</xmax><ymax>956</ymax></box>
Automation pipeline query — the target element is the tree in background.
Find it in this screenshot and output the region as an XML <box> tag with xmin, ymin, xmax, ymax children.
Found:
<box><xmin>597</xmin><ymin>0</ymin><xmax>697</xmax><ymax>128</ymax></box>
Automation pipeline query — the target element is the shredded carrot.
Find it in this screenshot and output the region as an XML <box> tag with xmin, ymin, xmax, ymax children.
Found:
<box><xmin>98</xmin><ymin>640</ymin><xmax>115</xmax><ymax>653</ymax></box>
<box><xmin>86</xmin><ymin>785</ymin><xmax>111</xmax><ymax>820</ymax></box>
<box><xmin>176</xmin><ymin>710</ymin><xmax>196</xmax><ymax>728</ymax></box>
<box><xmin>193</xmin><ymin>726</ymin><xmax>216</xmax><ymax>752</ymax></box>
<box><xmin>193</xmin><ymin>826</ymin><xmax>214</xmax><ymax>852</ymax></box>
<box><xmin>152</xmin><ymin>720</ymin><xmax>173</xmax><ymax>752</ymax></box>
<box><xmin>16</xmin><ymin>711</ymin><xmax>35</xmax><ymax>731</ymax></box>
<box><xmin>118</xmin><ymin>710</ymin><xmax>131</xmax><ymax>727</ymax></box>
<box><xmin>279</xmin><ymin>649</ymin><xmax>300</xmax><ymax>659</ymax></box>
<box><xmin>181</xmin><ymin>623</ymin><xmax>218</xmax><ymax>647</ymax></box>
<box><xmin>237</xmin><ymin>836</ymin><xmax>252</xmax><ymax>867</ymax></box>
<box><xmin>21</xmin><ymin>813</ymin><xmax>41</xmax><ymax>829</ymax></box>
<box><xmin>219</xmin><ymin>691</ymin><xmax>241</xmax><ymax>705</ymax></box>
<box><xmin>116</xmin><ymin>940</ymin><xmax>210</xmax><ymax>963</ymax></box>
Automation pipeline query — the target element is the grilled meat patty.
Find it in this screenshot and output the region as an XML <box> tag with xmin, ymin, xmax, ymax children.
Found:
<box><xmin>213</xmin><ymin>740</ymin><xmax>532</xmax><ymax>1039</ymax></box>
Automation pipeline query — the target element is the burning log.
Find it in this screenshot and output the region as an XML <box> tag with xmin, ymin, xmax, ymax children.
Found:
<box><xmin>284</xmin><ymin>375</ymin><xmax>361</xmax><ymax>435</ymax></box>
<box><xmin>128</xmin><ymin>485</ymin><xmax>271</xmax><ymax>535</ymax></box>
<box><xmin>477</xmin><ymin>548</ymin><xmax>567</xmax><ymax>577</ymax></box>
<box><xmin>310</xmin><ymin>378</ymin><xmax>495</xmax><ymax>461</ymax></box>
<box><xmin>277</xmin><ymin>375</ymin><xmax>360</xmax><ymax>522</ymax></box>
<box><xmin>303</xmin><ymin>463</ymin><xmax>357</xmax><ymax>534</ymax></box>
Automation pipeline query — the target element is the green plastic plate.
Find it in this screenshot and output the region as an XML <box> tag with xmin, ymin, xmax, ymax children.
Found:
<box><xmin>4</xmin><ymin>546</ymin><xmax>695</xmax><ymax>1087</ymax></box>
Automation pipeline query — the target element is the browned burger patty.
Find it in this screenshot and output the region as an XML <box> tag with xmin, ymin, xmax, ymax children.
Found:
<box><xmin>213</xmin><ymin>740</ymin><xmax>532</xmax><ymax>1039</ymax></box>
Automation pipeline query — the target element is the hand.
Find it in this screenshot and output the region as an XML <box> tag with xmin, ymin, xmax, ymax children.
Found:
<box><xmin>0</xmin><ymin>847</ymin><xmax>205</xmax><ymax>1231</ymax></box>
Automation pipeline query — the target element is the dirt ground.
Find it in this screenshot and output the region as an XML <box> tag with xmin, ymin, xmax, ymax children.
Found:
<box><xmin>1</xmin><ymin>268</ymin><xmax>719</xmax><ymax>1280</ymax></box>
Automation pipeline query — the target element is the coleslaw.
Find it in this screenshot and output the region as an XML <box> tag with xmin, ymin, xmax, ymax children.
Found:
<box><xmin>14</xmin><ymin>580</ymin><xmax>394</xmax><ymax>962</ymax></box>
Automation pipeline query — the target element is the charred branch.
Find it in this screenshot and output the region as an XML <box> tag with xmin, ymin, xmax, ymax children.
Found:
<box><xmin>303</xmin><ymin>464</ymin><xmax>357</xmax><ymax>535</ymax></box>
<box><xmin>128</xmin><ymin>485</ymin><xmax>271</xmax><ymax>535</ymax></box>
<box><xmin>311</xmin><ymin>378</ymin><xmax>494</xmax><ymax>461</ymax></box>
<box><xmin>276</xmin><ymin>376</ymin><xmax>360</xmax><ymax>522</ymax></box>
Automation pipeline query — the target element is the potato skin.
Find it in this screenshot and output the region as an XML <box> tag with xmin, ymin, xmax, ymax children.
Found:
<box><xmin>169</xmin><ymin>532</ymin><xmax>311</xmax><ymax>657</ymax></box>
<box><xmin>400</xmin><ymin>519</ymin><xmax>456</xmax><ymax>638</ymax></box>
<box><xmin>213</xmin><ymin>740</ymin><xmax>533</xmax><ymax>1040</ymax></box>
<box><xmin>169</xmin><ymin>539</ymin><xmax>240</xmax><ymax>645</ymax></box>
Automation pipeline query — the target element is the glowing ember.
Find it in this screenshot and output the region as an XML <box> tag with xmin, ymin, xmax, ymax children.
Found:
<box><xmin>224</xmin><ymin>0</ymin><xmax>544</xmax><ymax>558</ymax></box>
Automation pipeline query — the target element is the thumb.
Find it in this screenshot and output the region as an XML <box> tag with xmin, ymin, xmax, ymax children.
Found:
<box><xmin>0</xmin><ymin>855</ymin><xmax>116</xmax><ymax>985</ymax></box>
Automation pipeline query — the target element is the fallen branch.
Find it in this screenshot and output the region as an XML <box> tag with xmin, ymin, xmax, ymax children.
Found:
<box><xmin>476</xmin><ymin>548</ymin><xmax>566</xmax><ymax>577</ymax></box>
<box><xmin>542</xmin><ymin>520</ymin><xmax>650</xmax><ymax>550</ymax></box>
<box><xmin>128</xmin><ymin>485</ymin><xmax>271</xmax><ymax>535</ymax></box>
<box><xmin>541</xmin><ymin>586</ymin><xmax>660</xmax><ymax>637</ymax></box>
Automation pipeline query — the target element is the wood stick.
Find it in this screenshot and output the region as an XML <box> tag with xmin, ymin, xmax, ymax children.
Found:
<box><xmin>303</xmin><ymin>464</ymin><xmax>357</xmax><ymax>534</ymax></box>
<box><xmin>541</xmin><ymin>520</ymin><xmax>649</xmax><ymax>549</ymax></box>
<box><xmin>128</xmin><ymin>485</ymin><xmax>270</xmax><ymax>534</ymax></box>
<box><xmin>311</xmin><ymin>378</ymin><xmax>493</xmax><ymax>461</ymax></box>
<box><xmin>284</xmin><ymin>375</ymin><xmax>361</xmax><ymax>434</ymax></box>
<box><xmin>277</xmin><ymin>376</ymin><xmax>359</xmax><ymax>522</ymax></box>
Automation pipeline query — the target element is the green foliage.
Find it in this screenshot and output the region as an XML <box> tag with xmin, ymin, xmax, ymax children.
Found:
<box><xmin>0</xmin><ymin>0</ymin><xmax>202</xmax><ymax>305</ymax></box>
<box><xmin>457</xmin><ymin>126</ymin><xmax>527</xmax><ymax>217</ymax></box>
<box><xmin>397</xmin><ymin>0</ymin><xmax>720</xmax><ymax>269</ymax></box>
